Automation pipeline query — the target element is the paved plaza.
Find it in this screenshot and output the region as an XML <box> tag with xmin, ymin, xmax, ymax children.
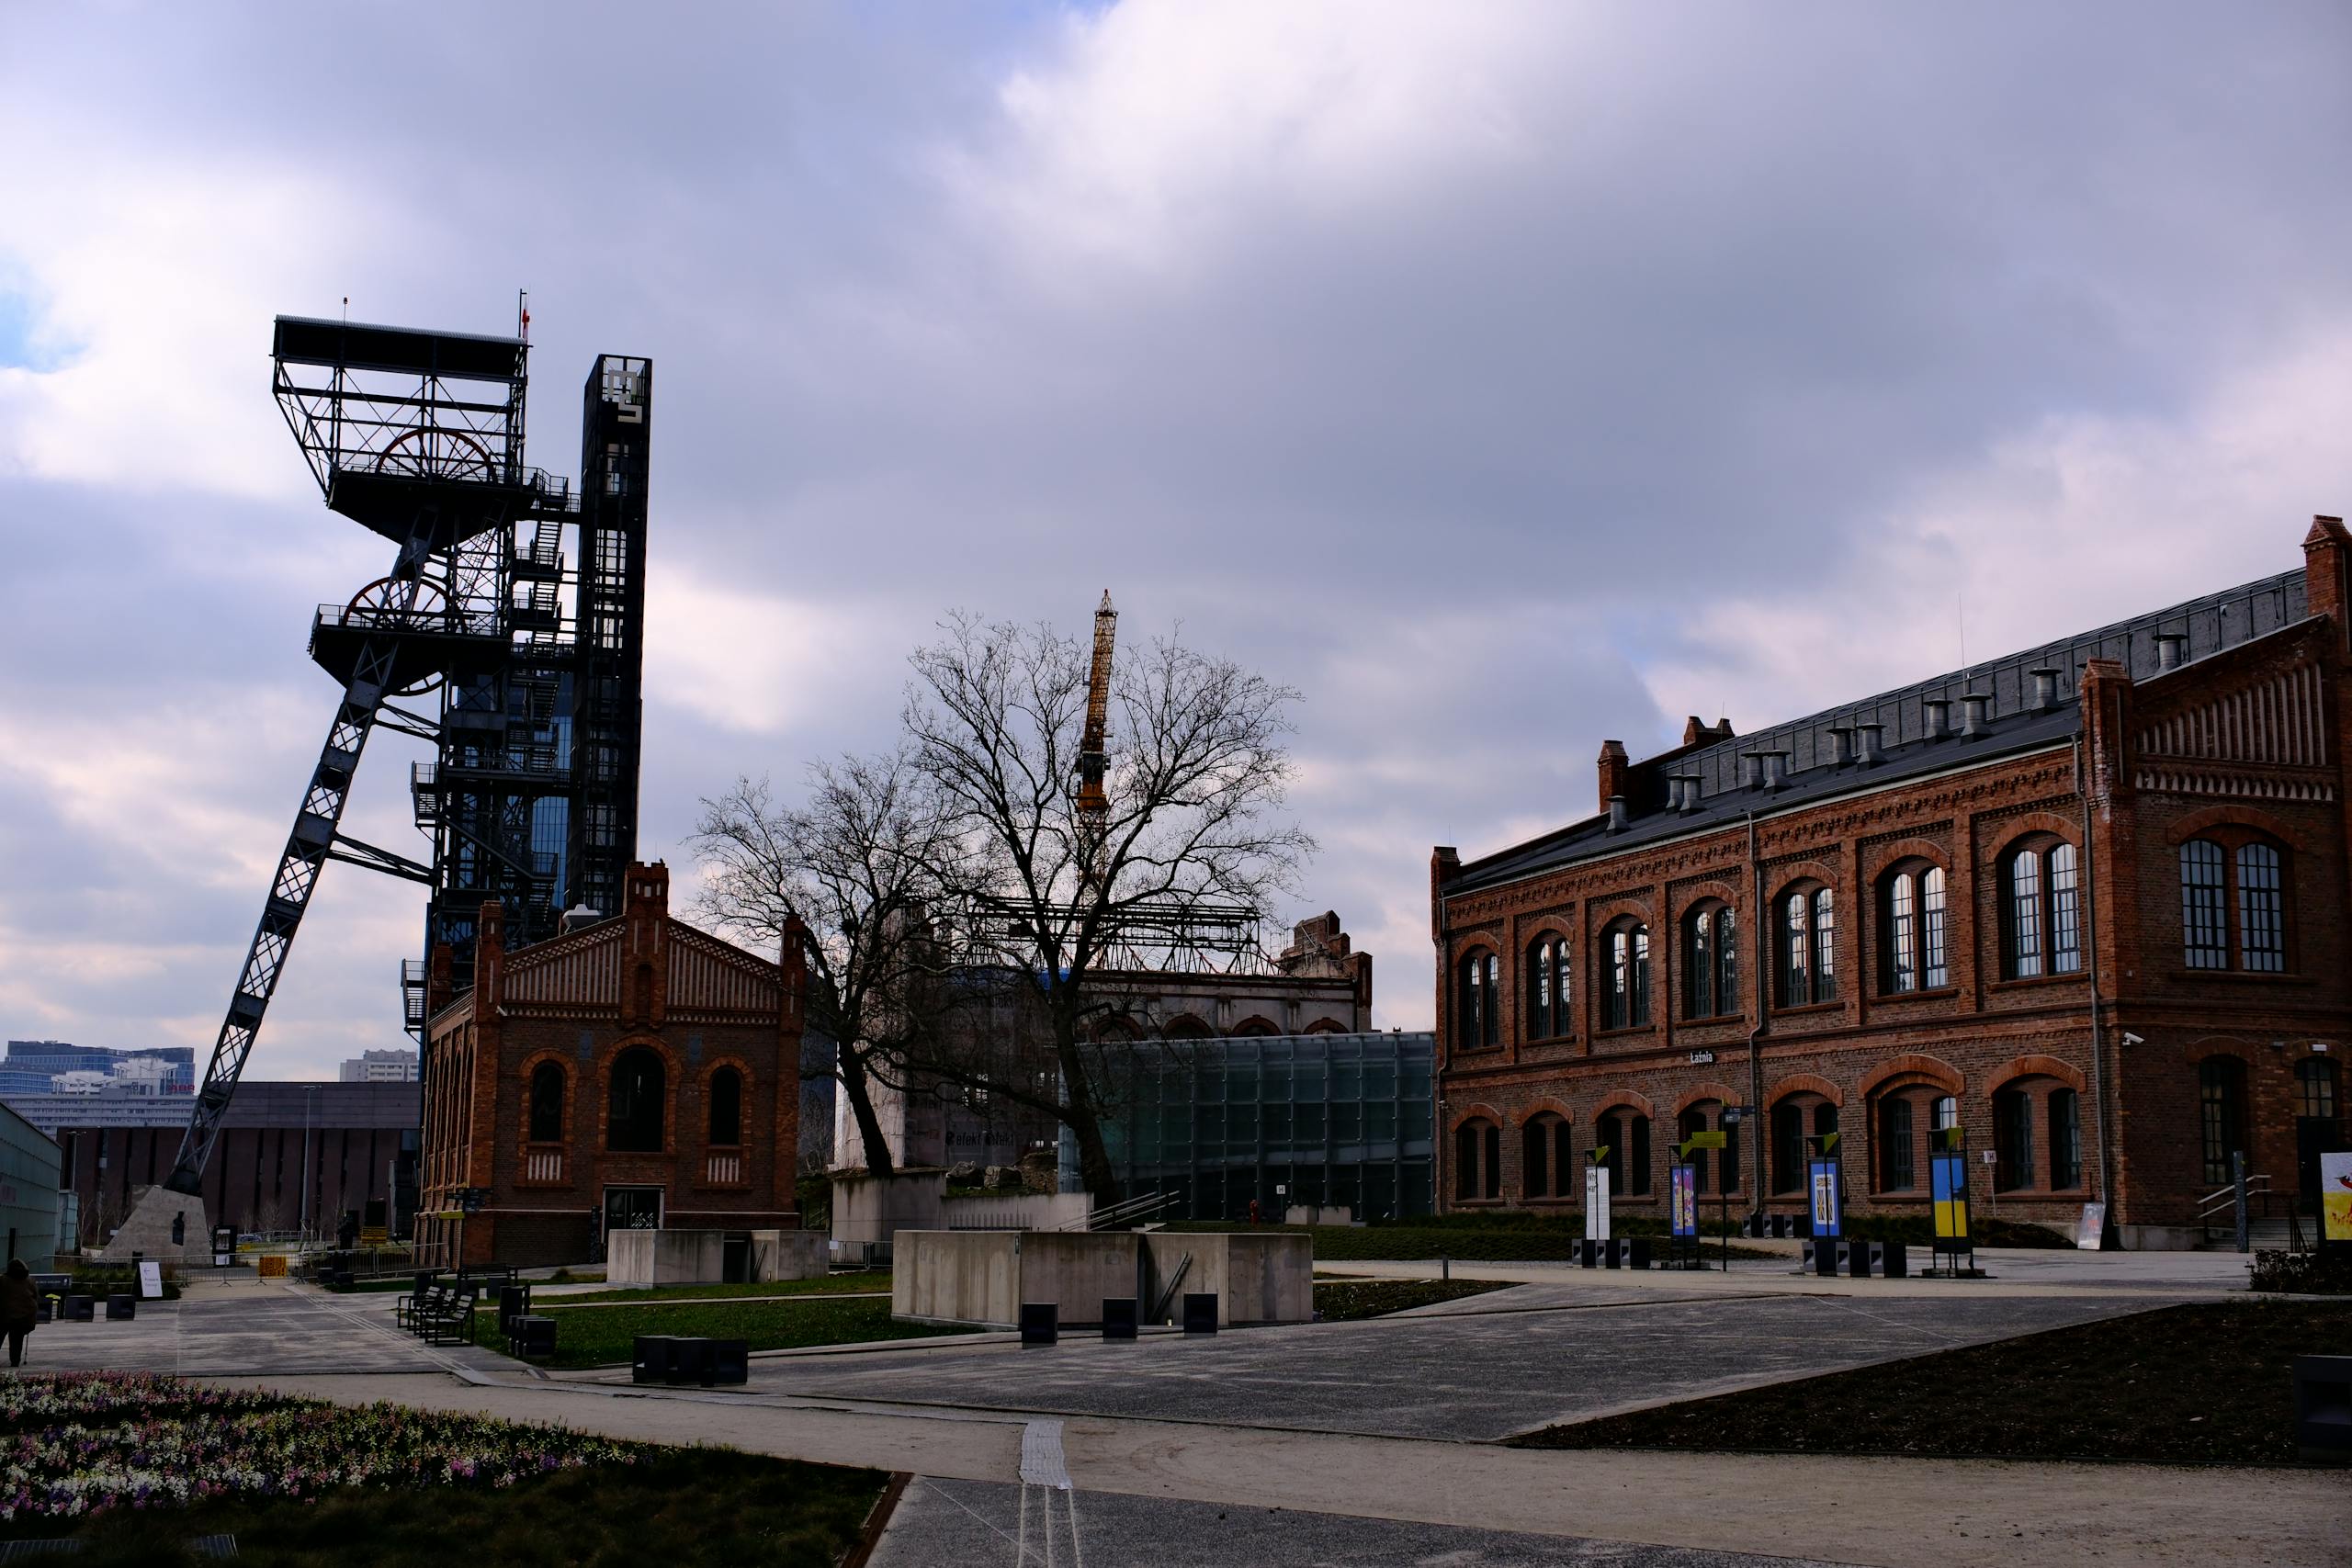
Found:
<box><xmin>19</xmin><ymin>1249</ymin><xmax>2345</xmax><ymax>1567</ymax></box>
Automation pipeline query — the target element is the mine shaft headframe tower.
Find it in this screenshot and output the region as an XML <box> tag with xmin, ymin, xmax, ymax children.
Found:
<box><xmin>159</xmin><ymin>312</ymin><xmax>650</xmax><ymax>1198</ymax></box>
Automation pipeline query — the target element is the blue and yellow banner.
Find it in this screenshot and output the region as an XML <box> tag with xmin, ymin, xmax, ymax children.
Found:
<box><xmin>1931</xmin><ymin>1151</ymin><xmax>1970</xmax><ymax>1241</ymax></box>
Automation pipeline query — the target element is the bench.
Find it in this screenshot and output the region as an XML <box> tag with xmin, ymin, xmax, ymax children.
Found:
<box><xmin>405</xmin><ymin>1284</ymin><xmax>479</xmax><ymax>1346</ymax></box>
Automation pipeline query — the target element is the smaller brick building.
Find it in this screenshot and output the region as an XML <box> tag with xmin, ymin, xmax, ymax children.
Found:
<box><xmin>417</xmin><ymin>862</ymin><xmax>806</xmax><ymax>1269</ymax></box>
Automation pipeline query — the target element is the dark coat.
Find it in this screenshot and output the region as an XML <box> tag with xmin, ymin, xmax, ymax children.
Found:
<box><xmin>0</xmin><ymin>1274</ymin><xmax>39</xmax><ymax>1333</ymax></box>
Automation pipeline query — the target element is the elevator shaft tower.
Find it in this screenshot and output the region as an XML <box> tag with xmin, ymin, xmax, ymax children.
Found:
<box><xmin>161</xmin><ymin>312</ymin><xmax>650</xmax><ymax>1197</ymax></box>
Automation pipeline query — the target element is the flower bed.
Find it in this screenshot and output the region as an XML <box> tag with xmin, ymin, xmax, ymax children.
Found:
<box><xmin>0</xmin><ymin>1374</ymin><xmax>634</xmax><ymax>1527</ymax></box>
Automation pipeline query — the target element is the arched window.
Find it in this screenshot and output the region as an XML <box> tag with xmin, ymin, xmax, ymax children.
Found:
<box><xmin>1683</xmin><ymin>903</ymin><xmax>1737</xmax><ymax>1020</ymax></box>
<box><xmin>607</xmin><ymin>1046</ymin><xmax>667</xmax><ymax>1153</ymax></box>
<box><xmin>1522</xmin><ymin>1113</ymin><xmax>1572</xmax><ymax>1200</ymax></box>
<box><xmin>2198</xmin><ymin>1056</ymin><xmax>2245</xmax><ymax>1187</ymax></box>
<box><xmin>1456</xmin><ymin>949</ymin><xmax>1499</xmax><ymax>1048</ymax></box>
<box><xmin>1524</xmin><ymin>936</ymin><xmax>1570</xmax><ymax>1041</ymax></box>
<box><xmin>1993</xmin><ymin>1086</ymin><xmax>2035</xmax><ymax>1191</ymax></box>
<box><xmin>1677</xmin><ymin>1106</ymin><xmax>1713</xmax><ymax>1194</ymax></box>
<box><xmin>527</xmin><ymin>1061</ymin><xmax>565</xmax><ymax>1144</ymax></box>
<box><xmin>1879</xmin><ymin>863</ymin><xmax>1949</xmax><ymax>994</ymax></box>
<box><xmin>2049</xmin><ymin>1087</ymin><xmax>2082</xmax><ymax>1190</ymax></box>
<box><xmin>1770</xmin><ymin>1101</ymin><xmax>1805</xmax><ymax>1194</ymax></box>
<box><xmin>707</xmin><ymin>1066</ymin><xmax>743</xmax><ymax>1146</ymax></box>
<box><xmin>2180</xmin><ymin>833</ymin><xmax>2292</xmax><ymax>973</ymax></box>
<box><xmin>1453</xmin><ymin>1118</ymin><xmax>1503</xmax><ymax>1201</ymax></box>
<box><xmin>1592</xmin><ymin>1110</ymin><xmax>1650</xmax><ymax>1197</ymax></box>
<box><xmin>1603</xmin><ymin>920</ymin><xmax>1651</xmax><ymax>1030</ymax></box>
<box><xmin>1876</xmin><ymin>1092</ymin><xmax>1916</xmax><ymax>1190</ymax></box>
<box><xmin>2001</xmin><ymin>838</ymin><xmax>2082</xmax><ymax>979</ymax></box>
<box><xmin>1778</xmin><ymin>886</ymin><xmax>1835</xmax><ymax>1006</ymax></box>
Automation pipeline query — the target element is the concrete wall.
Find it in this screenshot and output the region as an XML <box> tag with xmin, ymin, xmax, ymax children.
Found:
<box><xmin>1143</xmin><ymin>1232</ymin><xmax>1313</xmax><ymax>1325</ymax></box>
<box><xmin>831</xmin><ymin>1168</ymin><xmax>945</xmax><ymax>1245</ymax></box>
<box><xmin>892</xmin><ymin>1228</ymin><xmax>1311</xmax><ymax>1328</ymax></box>
<box><xmin>607</xmin><ymin>1227</ymin><xmax>826</xmax><ymax>1286</ymax></box>
<box><xmin>942</xmin><ymin>1191</ymin><xmax>1091</xmax><ymax>1231</ymax></box>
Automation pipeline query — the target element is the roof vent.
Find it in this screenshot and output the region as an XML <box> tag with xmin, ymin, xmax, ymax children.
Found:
<box><xmin>2154</xmin><ymin>632</ymin><xmax>2188</xmax><ymax>671</ymax></box>
<box><xmin>1853</xmin><ymin>722</ymin><xmax>1883</xmax><ymax>766</ymax></box>
<box><xmin>1674</xmin><ymin>775</ymin><xmax>1703</xmax><ymax>814</ymax></box>
<box><xmin>2030</xmin><ymin>668</ymin><xmax>2062</xmax><ymax>712</ymax></box>
<box><xmin>1606</xmin><ymin>794</ymin><xmax>1629</xmax><ymax>831</ymax></box>
<box><xmin>1745</xmin><ymin>750</ymin><xmax>1790</xmax><ymax>791</ymax></box>
<box><xmin>1922</xmin><ymin>698</ymin><xmax>1951</xmax><ymax>740</ymax></box>
<box><xmin>1827</xmin><ymin>728</ymin><xmax>1854</xmax><ymax>767</ymax></box>
<box><xmin>1960</xmin><ymin>692</ymin><xmax>1991</xmax><ymax>738</ymax></box>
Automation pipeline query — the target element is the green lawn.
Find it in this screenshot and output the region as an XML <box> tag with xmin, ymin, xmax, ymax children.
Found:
<box><xmin>493</xmin><ymin>1295</ymin><xmax>976</xmax><ymax>1370</ymax></box>
<box><xmin>516</xmin><ymin>1271</ymin><xmax>891</xmax><ymax>1306</ymax></box>
<box><xmin>1515</xmin><ymin>1300</ymin><xmax>2352</xmax><ymax>1466</ymax></box>
<box><xmin>28</xmin><ymin>1446</ymin><xmax>884</xmax><ymax>1567</ymax></box>
<box><xmin>1313</xmin><ymin>1277</ymin><xmax>1513</xmax><ymax>1320</ymax></box>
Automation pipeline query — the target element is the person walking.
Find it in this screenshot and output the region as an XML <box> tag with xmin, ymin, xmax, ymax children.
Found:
<box><xmin>0</xmin><ymin>1259</ymin><xmax>38</xmax><ymax>1370</ymax></box>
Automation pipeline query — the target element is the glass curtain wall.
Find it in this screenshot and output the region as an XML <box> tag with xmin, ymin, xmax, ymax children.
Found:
<box><xmin>1104</xmin><ymin>1032</ymin><xmax>1436</xmax><ymax>1221</ymax></box>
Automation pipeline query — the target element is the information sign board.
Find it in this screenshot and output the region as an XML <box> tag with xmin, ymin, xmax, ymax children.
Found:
<box><xmin>137</xmin><ymin>1260</ymin><xmax>164</xmax><ymax>1300</ymax></box>
<box><xmin>1930</xmin><ymin>1151</ymin><xmax>1971</xmax><ymax>1244</ymax></box>
<box><xmin>1583</xmin><ymin>1165</ymin><xmax>1611</xmax><ymax>1242</ymax></box>
<box><xmin>1684</xmin><ymin>1130</ymin><xmax>1726</xmax><ymax>1151</ymax></box>
<box><xmin>1669</xmin><ymin>1163</ymin><xmax>1698</xmax><ymax>1238</ymax></box>
<box><xmin>1807</xmin><ymin>1158</ymin><xmax>1842</xmax><ymax>1237</ymax></box>
<box><xmin>2075</xmin><ymin>1202</ymin><xmax>2106</xmax><ymax>1250</ymax></box>
<box><xmin>2324</xmin><ymin>1151</ymin><xmax>2352</xmax><ymax>1244</ymax></box>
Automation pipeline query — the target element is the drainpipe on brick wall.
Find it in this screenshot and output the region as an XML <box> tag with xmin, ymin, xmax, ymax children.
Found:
<box><xmin>2076</xmin><ymin>735</ymin><xmax>2119</xmax><ymax>1248</ymax></box>
<box><xmin>1746</xmin><ymin>810</ymin><xmax>1768</xmax><ymax>1230</ymax></box>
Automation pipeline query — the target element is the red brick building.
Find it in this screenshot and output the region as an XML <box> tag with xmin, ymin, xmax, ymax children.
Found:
<box><xmin>417</xmin><ymin>862</ymin><xmax>806</xmax><ymax>1268</ymax></box>
<box><xmin>1432</xmin><ymin>517</ymin><xmax>2352</xmax><ymax>1248</ymax></box>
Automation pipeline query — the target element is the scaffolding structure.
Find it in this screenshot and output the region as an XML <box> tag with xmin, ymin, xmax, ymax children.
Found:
<box><xmin>161</xmin><ymin>311</ymin><xmax>650</xmax><ymax>1196</ymax></box>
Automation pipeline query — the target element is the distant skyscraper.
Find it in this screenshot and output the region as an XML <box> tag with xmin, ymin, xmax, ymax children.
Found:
<box><xmin>340</xmin><ymin>1049</ymin><xmax>421</xmax><ymax>1084</ymax></box>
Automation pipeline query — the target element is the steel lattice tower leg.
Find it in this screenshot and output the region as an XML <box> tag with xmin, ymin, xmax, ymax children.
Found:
<box><xmin>164</xmin><ymin>547</ymin><xmax>423</xmax><ymax>1195</ymax></box>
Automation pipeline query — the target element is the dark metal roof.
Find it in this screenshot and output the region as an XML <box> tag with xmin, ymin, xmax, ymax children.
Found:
<box><xmin>272</xmin><ymin>315</ymin><xmax>527</xmax><ymax>381</ymax></box>
<box><xmin>1443</xmin><ymin>566</ymin><xmax>2310</xmax><ymax>897</ymax></box>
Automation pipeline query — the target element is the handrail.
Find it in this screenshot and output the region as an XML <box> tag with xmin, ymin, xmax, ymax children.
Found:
<box><xmin>2197</xmin><ymin>1172</ymin><xmax>2270</xmax><ymax>1223</ymax></box>
<box><xmin>1072</xmin><ymin>1190</ymin><xmax>1177</xmax><ymax>1231</ymax></box>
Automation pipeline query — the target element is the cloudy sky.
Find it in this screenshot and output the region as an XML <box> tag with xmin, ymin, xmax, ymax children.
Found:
<box><xmin>4</xmin><ymin>2</ymin><xmax>2348</xmax><ymax>1077</ymax></box>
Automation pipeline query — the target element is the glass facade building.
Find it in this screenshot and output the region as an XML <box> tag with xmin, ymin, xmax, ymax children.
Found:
<box><xmin>1102</xmin><ymin>1032</ymin><xmax>1434</xmax><ymax>1222</ymax></box>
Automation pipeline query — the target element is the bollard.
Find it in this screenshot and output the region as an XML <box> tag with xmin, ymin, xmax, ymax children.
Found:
<box><xmin>1441</xmin><ymin>1255</ymin><xmax>1450</xmax><ymax>1280</ymax></box>
<box><xmin>1102</xmin><ymin>1297</ymin><xmax>1138</xmax><ymax>1340</ymax></box>
<box><xmin>105</xmin><ymin>1293</ymin><xmax>136</xmax><ymax>1321</ymax></box>
<box><xmin>1181</xmin><ymin>1292</ymin><xmax>1219</xmax><ymax>1334</ymax></box>
<box><xmin>632</xmin><ymin>1336</ymin><xmax>681</xmax><ymax>1384</ymax></box>
<box><xmin>1020</xmin><ymin>1303</ymin><xmax>1058</xmax><ymax>1346</ymax></box>
<box><xmin>1845</xmin><ymin>1240</ymin><xmax>1871</xmax><ymax>1279</ymax></box>
<box><xmin>1578</xmin><ymin>1237</ymin><xmax>1600</xmax><ymax>1269</ymax></box>
<box><xmin>2292</xmin><ymin>1355</ymin><xmax>2352</xmax><ymax>1463</ymax></box>
<box><xmin>1603</xmin><ymin>1238</ymin><xmax>1623</xmax><ymax>1269</ymax></box>
<box><xmin>1627</xmin><ymin>1236</ymin><xmax>1652</xmax><ymax>1269</ymax></box>
<box><xmin>1879</xmin><ymin>1241</ymin><xmax>1908</xmax><ymax>1279</ymax></box>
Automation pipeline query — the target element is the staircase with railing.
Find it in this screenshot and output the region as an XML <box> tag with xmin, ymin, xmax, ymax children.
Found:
<box><xmin>2198</xmin><ymin>1172</ymin><xmax>2311</xmax><ymax>1251</ymax></box>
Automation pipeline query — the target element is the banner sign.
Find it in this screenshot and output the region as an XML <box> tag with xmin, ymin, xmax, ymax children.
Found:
<box><xmin>1930</xmin><ymin>1151</ymin><xmax>1971</xmax><ymax>1243</ymax></box>
<box><xmin>2075</xmin><ymin>1202</ymin><xmax>2106</xmax><ymax>1250</ymax></box>
<box><xmin>2324</xmin><ymin>1151</ymin><xmax>2352</xmax><ymax>1244</ymax></box>
<box><xmin>1670</xmin><ymin>1163</ymin><xmax>1698</xmax><ymax>1238</ymax></box>
<box><xmin>1584</xmin><ymin>1165</ymin><xmax>1611</xmax><ymax>1242</ymax></box>
<box><xmin>1807</xmin><ymin>1157</ymin><xmax>1841</xmax><ymax>1237</ymax></box>
<box><xmin>1684</xmin><ymin>1131</ymin><xmax>1726</xmax><ymax>1151</ymax></box>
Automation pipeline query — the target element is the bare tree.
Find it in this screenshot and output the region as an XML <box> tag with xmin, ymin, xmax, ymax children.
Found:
<box><xmin>902</xmin><ymin>612</ymin><xmax>1314</xmax><ymax>1202</ymax></box>
<box><xmin>686</xmin><ymin>750</ymin><xmax>958</xmax><ymax>1178</ymax></box>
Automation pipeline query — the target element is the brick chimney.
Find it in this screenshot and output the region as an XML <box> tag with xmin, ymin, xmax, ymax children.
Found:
<box><xmin>621</xmin><ymin>861</ymin><xmax>670</xmax><ymax>1028</ymax></box>
<box><xmin>2304</xmin><ymin>514</ymin><xmax>2349</xmax><ymax>656</ymax></box>
<box><xmin>1597</xmin><ymin>739</ymin><xmax>1630</xmax><ymax>816</ymax></box>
